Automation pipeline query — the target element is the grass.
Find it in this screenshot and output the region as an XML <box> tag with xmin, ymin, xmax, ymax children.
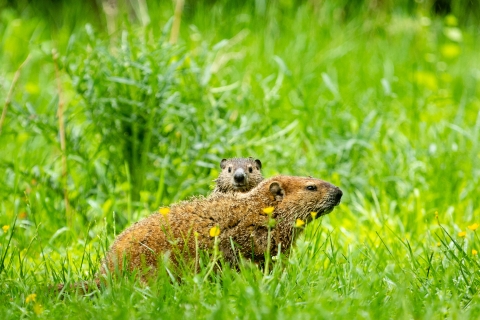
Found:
<box><xmin>1</xmin><ymin>0</ymin><xmax>480</xmax><ymax>318</ymax></box>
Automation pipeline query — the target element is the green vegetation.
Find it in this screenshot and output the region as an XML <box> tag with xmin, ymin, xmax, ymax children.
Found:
<box><xmin>1</xmin><ymin>0</ymin><xmax>479</xmax><ymax>318</ymax></box>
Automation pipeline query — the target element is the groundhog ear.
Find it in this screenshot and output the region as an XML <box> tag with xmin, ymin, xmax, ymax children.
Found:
<box><xmin>255</xmin><ymin>159</ymin><xmax>262</xmax><ymax>169</ymax></box>
<box><xmin>269</xmin><ymin>182</ymin><xmax>284</xmax><ymax>202</ymax></box>
<box><xmin>220</xmin><ymin>159</ymin><xmax>227</xmax><ymax>169</ymax></box>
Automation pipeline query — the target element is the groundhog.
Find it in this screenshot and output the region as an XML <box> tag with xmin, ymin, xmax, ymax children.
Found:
<box><xmin>102</xmin><ymin>175</ymin><xmax>342</xmax><ymax>276</ymax></box>
<box><xmin>213</xmin><ymin>157</ymin><xmax>263</xmax><ymax>193</ymax></box>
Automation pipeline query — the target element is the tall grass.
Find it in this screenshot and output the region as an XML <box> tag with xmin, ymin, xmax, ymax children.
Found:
<box><xmin>1</xmin><ymin>0</ymin><xmax>480</xmax><ymax>318</ymax></box>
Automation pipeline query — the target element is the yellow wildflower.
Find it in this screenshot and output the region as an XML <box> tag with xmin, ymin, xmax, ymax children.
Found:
<box><xmin>434</xmin><ymin>211</ymin><xmax>438</xmax><ymax>220</ymax></box>
<box><xmin>472</xmin><ymin>249</ymin><xmax>478</xmax><ymax>256</ymax></box>
<box><xmin>159</xmin><ymin>207</ymin><xmax>170</xmax><ymax>216</ymax></box>
<box><xmin>445</xmin><ymin>14</ymin><xmax>458</xmax><ymax>27</ymax></box>
<box><xmin>25</xmin><ymin>293</ymin><xmax>36</xmax><ymax>303</ymax></box>
<box><xmin>262</xmin><ymin>207</ymin><xmax>274</xmax><ymax>215</ymax></box>
<box><xmin>468</xmin><ymin>223</ymin><xmax>479</xmax><ymax>231</ymax></box>
<box><xmin>33</xmin><ymin>303</ymin><xmax>43</xmax><ymax>315</ymax></box>
<box><xmin>311</xmin><ymin>212</ymin><xmax>318</xmax><ymax>219</ymax></box>
<box><xmin>295</xmin><ymin>219</ymin><xmax>305</xmax><ymax>228</ymax></box>
<box><xmin>209</xmin><ymin>225</ymin><xmax>220</xmax><ymax>237</ymax></box>
<box><xmin>441</xmin><ymin>43</ymin><xmax>461</xmax><ymax>59</ymax></box>
<box><xmin>436</xmin><ymin>242</ymin><xmax>441</xmax><ymax>247</ymax></box>
<box><xmin>414</xmin><ymin>71</ymin><xmax>438</xmax><ymax>91</ymax></box>
<box><xmin>2</xmin><ymin>225</ymin><xmax>9</xmax><ymax>233</ymax></box>
<box><xmin>458</xmin><ymin>231</ymin><xmax>467</xmax><ymax>238</ymax></box>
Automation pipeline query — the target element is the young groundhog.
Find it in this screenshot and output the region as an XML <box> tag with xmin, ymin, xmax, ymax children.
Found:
<box><xmin>102</xmin><ymin>175</ymin><xmax>342</xmax><ymax>276</ymax></box>
<box><xmin>213</xmin><ymin>157</ymin><xmax>263</xmax><ymax>193</ymax></box>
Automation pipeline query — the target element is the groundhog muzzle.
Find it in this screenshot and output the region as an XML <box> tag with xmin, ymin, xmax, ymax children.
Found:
<box><xmin>103</xmin><ymin>175</ymin><xmax>342</xmax><ymax>275</ymax></box>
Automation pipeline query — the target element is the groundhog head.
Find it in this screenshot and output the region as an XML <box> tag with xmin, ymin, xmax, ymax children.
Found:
<box><xmin>218</xmin><ymin>157</ymin><xmax>263</xmax><ymax>192</ymax></box>
<box><xmin>267</xmin><ymin>176</ymin><xmax>342</xmax><ymax>222</ymax></box>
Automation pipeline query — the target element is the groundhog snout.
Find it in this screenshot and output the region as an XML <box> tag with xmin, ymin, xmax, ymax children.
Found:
<box><xmin>320</xmin><ymin>181</ymin><xmax>343</xmax><ymax>205</ymax></box>
<box><xmin>233</xmin><ymin>169</ymin><xmax>246</xmax><ymax>183</ymax></box>
<box><xmin>333</xmin><ymin>187</ymin><xmax>343</xmax><ymax>205</ymax></box>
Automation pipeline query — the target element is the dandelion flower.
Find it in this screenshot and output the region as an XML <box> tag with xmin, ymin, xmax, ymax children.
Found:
<box><xmin>209</xmin><ymin>225</ymin><xmax>220</xmax><ymax>237</ymax></box>
<box><xmin>445</xmin><ymin>14</ymin><xmax>458</xmax><ymax>27</ymax></box>
<box><xmin>458</xmin><ymin>231</ymin><xmax>467</xmax><ymax>238</ymax></box>
<box><xmin>159</xmin><ymin>207</ymin><xmax>170</xmax><ymax>216</ymax></box>
<box><xmin>468</xmin><ymin>223</ymin><xmax>479</xmax><ymax>231</ymax></box>
<box><xmin>441</xmin><ymin>43</ymin><xmax>461</xmax><ymax>59</ymax></box>
<box><xmin>472</xmin><ymin>249</ymin><xmax>478</xmax><ymax>256</ymax></box>
<box><xmin>310</xmin><ymin>212</ymin><xmax>318</xmax><ymax>219</ymax></box>
<box><xmin>295</xmin><ymin>219</ymin><xmax>305</xmax><ymax>228</ymax></box>
<box><xmin>262</xmin><ymin>207</ymin><xmax>274</xmax><ymax>215</ymax></box>
<box><xmin>414</xmin><ymin>71</ymin><xmax>438</xmax><ymax>91</ymax></box>
<box><xmin>436</xmin><ymin>242</ymin><xmax>441</xmax><ymax>247</ymax></box>
<box><xmin>33</xmin><ymin>303</ymin><xmax>43</xmax><ymax>315</ymax></box>
<box><xmin>25</xmin><ymin>293</ymin><xmax>36</xmax><ymax>303</ymax></box>
<box><xmin>2</xmin><ymin>225</ymin><xmax>9</xmax><ymax>233</ymax></box>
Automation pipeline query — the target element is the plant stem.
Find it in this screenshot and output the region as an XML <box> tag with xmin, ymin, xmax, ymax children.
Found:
<box><xmin>0</xmin><ymin>54</ymin><xmax>30</xmax><ymax>135</ymax></box>
<box><xmin>203</xmin><ymin>236</ymin><xmax>219</xmax><ymax>283</ymax></box>
<box><xmin>52</xmin><ymin>49</ymin><xmax>72</xmax><ymax>229</ymax></box>
<box><xmin>264</xmin><ymin>226</ymin><xmax>272</xmax><ymax>276</ymax></box>
<box><xmin>170</xmin><ymin>0</ymin><xmax>185</xmax><ymax>44</ymax></box>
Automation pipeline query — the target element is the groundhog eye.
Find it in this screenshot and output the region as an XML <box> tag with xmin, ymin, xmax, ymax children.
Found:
<box><xmin>306</xmin><ymin>185</ymin><xmax>317</xmax><ymax>191</ymax></box>
<box><xmin>248</xmin><ymin>167</ymin><xmax>253</xmax><ymax>173</ymax></box>
<box><xmin>228</xmin><ymin>167</ymin><xmax>232</xmax><ymax>173</ymax></box>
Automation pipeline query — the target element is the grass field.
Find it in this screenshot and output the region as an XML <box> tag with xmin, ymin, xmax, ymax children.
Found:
<box><xmin>1</xmin><ymin>0</ymin><xmax>480</xmax><ymax>318</ymax></box>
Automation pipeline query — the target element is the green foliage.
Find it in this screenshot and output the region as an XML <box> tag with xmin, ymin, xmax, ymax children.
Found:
<box><xmin>0</xmin><ymin>0</ymin><xmax>480</xmax><ymax>318</ymax></box>
<box><xmin>67</xmin><ymin>23</ymin><xmax>198</xmax><ymax>201</ymax></box>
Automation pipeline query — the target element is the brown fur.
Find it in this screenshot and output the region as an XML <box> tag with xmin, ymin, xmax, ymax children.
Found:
<box><xmin>213</xmin><ymin>157</ymin><xmax>263</xmax><ymax>193</ymax></box>
<box><xmin>54</xmin><ymin>279</ymin><xmax>101</xmax><ymax>295</ymax></box>
<box><xmin>102</xmin><ymin>175</ymin><xmax>342</xmax><ymax>276</ymax></box>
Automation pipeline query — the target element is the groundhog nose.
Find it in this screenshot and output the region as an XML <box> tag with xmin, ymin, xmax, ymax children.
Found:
<box><xmin>334</xmin><ymin>188</ymin><xmax>343</xmax><ymax>204</ymax></box>
<box><xmin>234</xmin><ymin>169</ymin><xmax>245</xmax><ymax>182</ymax></box>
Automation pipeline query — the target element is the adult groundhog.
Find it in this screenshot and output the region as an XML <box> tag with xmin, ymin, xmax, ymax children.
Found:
<box><xmin>102</xmin><ymin>175</ymin><xmax>342</xmax><ymax>276</ymax></box>
<box><xmin>213</xmin><ymin>157</ymin><xmax>263</xmax><ymax>193</ymax></box>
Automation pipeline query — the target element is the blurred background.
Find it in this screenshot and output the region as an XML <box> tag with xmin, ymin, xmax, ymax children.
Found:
<box><xmin>0</xmin><ymin>0</ymin><xmax>479</xmax><ymax>261</ymax></box>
